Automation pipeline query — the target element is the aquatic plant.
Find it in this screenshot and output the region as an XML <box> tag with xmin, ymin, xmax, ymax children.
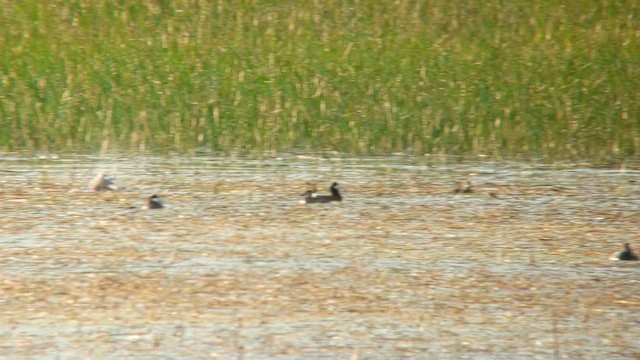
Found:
<box><xmin>0</xmin><ymin>1</ymin><xmax>638</xmax><ymax>161</ymax></box>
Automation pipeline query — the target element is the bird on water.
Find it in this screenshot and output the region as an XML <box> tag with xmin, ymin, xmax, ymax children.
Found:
<box><xmin>89</xmin><ymin>172</ymin><xmax>117</xmax><ymax>191</ymax></box>
<box><xmin>301</xmin><ymin>182</ymin><xmax>342</xmax><ymax>203</ymax></box>
<box><xmin>146</xmin><ymin>194</ymin><xmax>164</xmax><ymax>209</ymax></box>
<box><xmin>610</xmin><ymin>243</ymin><xmax>638</xmax><ymax>261</ymax></box>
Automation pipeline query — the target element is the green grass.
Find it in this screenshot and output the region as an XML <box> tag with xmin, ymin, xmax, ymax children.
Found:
<box><xmin>1</xmin><ymin>0</ymin><xmax>639</xmax><ymax>161</ymax></box>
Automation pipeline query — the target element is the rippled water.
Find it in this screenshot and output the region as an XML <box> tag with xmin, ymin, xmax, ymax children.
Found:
<box><xmin>1</xmin><ymin>153</ymin><xmax>639</xmax><ymax>359</ymax></box>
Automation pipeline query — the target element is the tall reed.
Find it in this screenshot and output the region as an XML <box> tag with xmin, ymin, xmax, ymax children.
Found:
<box><xmin>0</xmin><ymin>0</ymin><xmax>638</xmax><ymax>161</ymax></box>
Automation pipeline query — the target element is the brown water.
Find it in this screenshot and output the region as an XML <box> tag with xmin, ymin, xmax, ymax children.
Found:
<box><xmin>1</xmin><ymin>153</ymin><xmax>639</xmax><ymax>359</ymax></box>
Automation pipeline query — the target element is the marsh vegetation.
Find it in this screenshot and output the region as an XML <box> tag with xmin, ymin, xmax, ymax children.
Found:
<box><xmin>1</xmin><ymin>1</ymin><xmax>639</xmax><ymax>161</ymax></box>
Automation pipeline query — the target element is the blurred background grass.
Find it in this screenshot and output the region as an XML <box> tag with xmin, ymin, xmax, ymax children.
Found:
<box><xmin>0</xmin><ymin>0</ymin><xmax>638</xmax><ymax>161</ymax></box>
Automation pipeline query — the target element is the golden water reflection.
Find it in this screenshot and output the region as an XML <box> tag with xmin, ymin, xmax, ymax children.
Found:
<box><xmin>1</xmin><ymin>153</ymin><xmax>639</xmax><ymax>358</ymax></box>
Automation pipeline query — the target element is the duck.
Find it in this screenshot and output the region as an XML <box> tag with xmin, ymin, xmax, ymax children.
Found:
<box><xmin>301</xmin><ymin>182</ymin><xmax>342</xmax><ymax>203</ymax></box>
<box><xmin>610</xmin><ymin>243</ymin><xmax>638</xmax><ymax>261</ymax></box>
<box><xmin>146</xmin><ymin>194</ymin><xmax>164</xmax><ymax>209</ymax></box>
<box><xmin>89</xmin><ymin>172</ymin><xmax>117</xmax><ymax>191</ymax></box>
<box><xmin>453</xmin><ymin>181</ymin><xmax>473</xmax><ymax>194</ymax></box>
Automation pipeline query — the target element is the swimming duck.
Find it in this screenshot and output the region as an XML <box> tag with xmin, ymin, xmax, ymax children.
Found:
<box><xmin>146</xmin><ymin>194</ymin><xmax>164</xmax><ymax>209</ymax></box>
<box><xmin>301</xmin><ymin>182</ymin><xmax>342</xmax><ymax>203</ymax></box>
<box><xmin>89</xmin><ymin>172</ymin><xmax>117</xmax><ymax>191</ymax></box>
<box><xmin>610</xmin><ymin>243</ymin><xmax>638</xmax><ymax>261</ymax></box>
<box><xmin>453</xmin><ymin>181</ymin><xmax>473</xmax><ymax>194</ymax></box>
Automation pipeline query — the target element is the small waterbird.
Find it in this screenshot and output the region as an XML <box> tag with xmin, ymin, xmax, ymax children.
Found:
<box><xmin>301</xmin><ymin>182</ymin><xmax>342</xmax><ymax>203</ymax></box>
<box><xmin>146</xmin><ymin>194</ymin><xmax>164</xmax><ymax>209</ymax></box>
<box><xmin>89</xmin><ymin>172</ymin><xmax>117</xmax><ymax>191</ymax></box>
<box><xmin>453</xmin><ymin>181</ymin><xmax>473</xmax><ymax>194</ymax></box>
<box><xmin>610</xmin><ymin>243</ymin><xmax>638</xmax><ymax>261</ymax></box>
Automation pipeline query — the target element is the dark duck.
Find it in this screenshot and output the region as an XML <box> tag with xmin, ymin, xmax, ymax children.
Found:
<box><xmin>610</xmin><ymin>243</ymin><xmax>638</xmax><ymax>261</ymax></box>
<box><xmin>301</xmin><ymin>182</ymin><xmax>342</xmax><ymax>203</ymax></box>
<box><xmin>146</xmin><ymin>194</ymin><xmax>164</xmax><ymax>209</ymax></box>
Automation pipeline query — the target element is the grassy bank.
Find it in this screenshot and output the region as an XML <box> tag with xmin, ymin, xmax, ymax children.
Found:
<box><xmin>0</xmin><ymin>0</ymin><xmax>638</xmax><ymax>160</ymax></box>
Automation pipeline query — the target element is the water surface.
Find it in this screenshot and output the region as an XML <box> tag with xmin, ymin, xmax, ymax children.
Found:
<box><xmin>1</xmin><ymin>153</ymin><xmax>639</xmax><ymax>359</ymax></box>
